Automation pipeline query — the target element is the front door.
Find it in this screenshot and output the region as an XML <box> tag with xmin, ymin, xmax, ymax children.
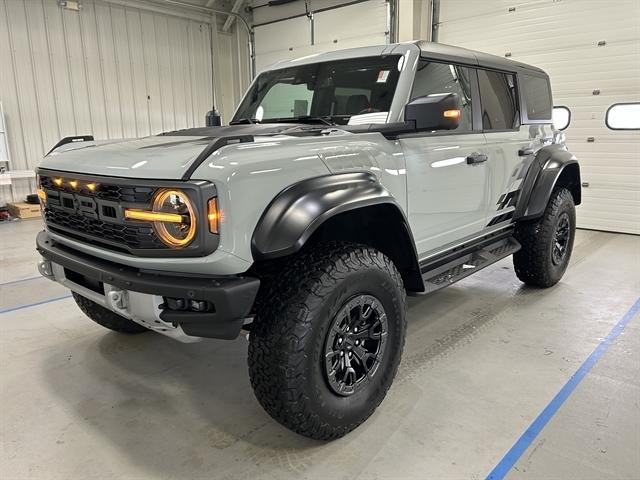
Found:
<box><xmin>400</xmin><ymin>60</ymin><xmax>490</xmax><ymax>257</ymax></box>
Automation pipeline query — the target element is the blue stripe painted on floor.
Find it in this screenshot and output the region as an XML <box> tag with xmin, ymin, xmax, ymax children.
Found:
<box><xmin>0</xmin><ymin>275</ymin><xmax>42</xmax><ymax>287</ymax></box>
<box><xmin>486</xmin><ymin>297</ymin><xmax>640</xmax><ymax>480</ymax></box>
<box><xmin>0</xmin><ymin>294</ymin><xmax>73</xmax><ymax>314</ymax></box>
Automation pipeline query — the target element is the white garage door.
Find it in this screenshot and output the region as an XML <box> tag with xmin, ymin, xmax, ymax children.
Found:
<box><xmin>437</xmin><ymin>0</ymin><xmax>640</xmax><ymax>234</ymax></box>
<box><xmin>254</xmin><ymin>0</ymin><xmax>389</xmax><ymax>73</ymax></box>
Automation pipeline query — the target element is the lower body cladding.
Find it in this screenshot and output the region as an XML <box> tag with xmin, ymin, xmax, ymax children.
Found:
<box><xmin>35</xmin><ymin>231</ymin><xmax>260</xmax><ymax>342</ymax></box>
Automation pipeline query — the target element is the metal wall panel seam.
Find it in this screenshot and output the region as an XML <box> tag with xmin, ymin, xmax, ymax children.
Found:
<box><xmin>152</xmin><ymin>14</ymin><xmax>166</xmax><ymax>133</ymax></box>
<box><xmin>23</xmin><ymin>0</ymin><xmax>47</xmax><ymax>159</ymax></box>
<box><xmin>60</xmin><ymin>8</ymin><xmax>80</xmax><ymax>135</ymax></box>
<box><xmin>4</xmin><ymin>0</ymin><xmax>29</xmax><ymax>172</ymax></box>
<box><xmin>24</xmin><ymin>0</ymin><xmax>46</xmax><ymax>160</ymax></box>
<box><xmin>92</xmin><ymin>3</ymin><xmax>111</xmax><ymax>138</ymax></box>
<box><xmin>40</xmin><ymin>0</ymin><xmax>63</xmax><ymax>145</ymax></box>
<box><xmin>185</xmin><ymin>21</ymin><xmax>195</xmax><ymax>127</ymax></box>
<box><xmin>124</xmin><ymin>6</ymin><xmax>139</xmax><ymax>138</ymax></box>
<box><xmin>168</xmin><ymin>18</ymin><xmax>178</xmax><ymax>132</ymax></box>
<box><xmin>138</xmin><ymin>10</ymin><xmax>153</xmax><ymax>136</ymax></box>
<box><xmin>107</xmin><ymin>4</ymin><xmax>125</xmax><ymax>138</ymax></box>
<box><xmin>0</xmin><ymin>0</ymin><xmax>26</xmax><ymax>172</ymax></box>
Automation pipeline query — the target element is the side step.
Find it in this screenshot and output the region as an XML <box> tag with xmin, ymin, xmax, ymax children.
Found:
<box><xmin>421</xmin><ymin>236</ymin><xmax>521</xmax><ymax>294</ymax></box>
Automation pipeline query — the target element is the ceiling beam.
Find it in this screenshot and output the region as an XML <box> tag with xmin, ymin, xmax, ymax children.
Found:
<box><xmin>222</xmin><ymin>0</ymin><xmax>244</xmax><ymax>32</ymax></box>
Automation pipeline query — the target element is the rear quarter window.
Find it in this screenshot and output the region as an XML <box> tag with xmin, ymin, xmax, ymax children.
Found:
<box><xmin>522</xmin><ymin>74</ymin><xmax>552</xmax><ymax>121</ymax></box>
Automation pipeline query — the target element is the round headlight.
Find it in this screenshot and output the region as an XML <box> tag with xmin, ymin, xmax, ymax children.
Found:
<box><xmin>152</xmin><ymin>189</ymin><xmax>197</xmax><ymax>248</ymax></box>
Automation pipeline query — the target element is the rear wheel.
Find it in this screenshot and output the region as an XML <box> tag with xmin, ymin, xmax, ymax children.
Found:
<box><xmin>248</xmin><ymin>242</ymin><xmax>406</xmax><ymax>440</ymax></box>
<box><xmin>73</xmin><ymin>293</ymin><xmax>148</xmax><ymax>334</ymax></box>
<box><xmin>513</xmin><ymin>187</ymin><xmax>576</xmax><ymax>287</ymax></box>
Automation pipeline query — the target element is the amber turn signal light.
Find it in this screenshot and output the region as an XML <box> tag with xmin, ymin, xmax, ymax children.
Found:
<box><xmin>208</xmin><ymin>198</ymin><xmax>219</xmax><ymax>234</ymax></box>
<box><xmin>443</xmin><ymin>109</ymin><xmax>461</xmax><ymax>119</ymax></box>
<box><xmin>36</xmin><ymin>188</ymin><xmax>47</xmax><ymax>203</ymax></box>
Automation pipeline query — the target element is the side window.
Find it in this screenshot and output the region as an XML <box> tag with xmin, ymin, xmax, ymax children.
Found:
<box><xmin>411</xmin><ymin>60</ymin><xmax>474</xmax><ymax>132</ymax></box>
<box><xmin>522</xmin><ymin>74</ymin><xmax>552</xmax><ymax>121</ymax></box>
<box><xmin>477</xmin><ymin>70</ymin><xmax>519</xmax><ymax>130</ymax></box>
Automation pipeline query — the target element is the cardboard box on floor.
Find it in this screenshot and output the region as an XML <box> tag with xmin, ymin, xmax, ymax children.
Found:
<box><xmin>7</xmin><ymin>202</ymin><xmax>40</xmax><ymax>219</ymax></box>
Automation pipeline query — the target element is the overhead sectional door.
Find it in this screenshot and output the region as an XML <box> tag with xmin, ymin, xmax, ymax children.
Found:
<box><xmin>437</xmin><ymin>0</ymin><xmax>640</xmax><ymax>234</ymax></box>
<box><xmin>254</xmin><ymin>0</ymin><xmax>389</xmax><ymax>73</ymax></box>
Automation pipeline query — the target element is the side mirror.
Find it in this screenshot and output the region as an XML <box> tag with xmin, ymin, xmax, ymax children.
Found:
<box><xmin>404</xmin><ymin>93</ymin><xmax>461</xmax><ymax>131</ymax></box>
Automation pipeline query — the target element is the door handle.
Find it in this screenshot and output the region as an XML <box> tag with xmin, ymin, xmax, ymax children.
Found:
<box><xmin>518</xmin><ymin>147</ymin><xmax>534</xmax><ymax>157</ymax></box>
<box><xmin>466</xmin><ymin>153</ymin><xmax>488</xmax><ymax>165</ymax></box>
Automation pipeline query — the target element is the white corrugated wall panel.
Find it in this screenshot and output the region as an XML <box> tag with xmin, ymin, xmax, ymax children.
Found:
<box><xmin>253</xmin><ymin>0</ymin><xmax>389</xmax><ymax>73</ymax></box>
<box><xmin>0</xmin><ymin>0</ymin><xmax>249</xmax><ymax>205</ymax></box>
<box><xmin>438</xmin><ymin>0</ymin><xmax>640</xmax><ymax>234</ymax></box>
<box><xmin>313</xmin><ymin>0</ymin><xmax>389</xmax><ymax>50</ymax></box>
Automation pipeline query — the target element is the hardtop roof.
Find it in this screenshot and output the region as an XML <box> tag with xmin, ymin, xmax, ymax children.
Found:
<box><xmin>414</xmin><ymin>41</ymin><xmax>547</xmax><ymax>76</ymax></box>
<box><xmin>268</xmin><ymin>41</ymin><xmax>547</xmax><ymax>78</ymax></box>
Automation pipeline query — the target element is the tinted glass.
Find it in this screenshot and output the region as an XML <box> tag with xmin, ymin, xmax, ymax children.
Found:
<box><xmin>232</xmin><ymin>56</ymin><xmax>401</xmax><ymax>125</ymax></box>
<box><xmin>477</xmin><ymin>70</ymin><xmax>519</xmax><ymax>130</ymax></box>
<box><xmin>522</xmin><ymin>74</ymin><xmax>552</xmax><ymax>120</ymax></box>
<box><xmin>411</xmin><ymin>60</ymin><xmax>474</xmax><ymax>131</ymax></box>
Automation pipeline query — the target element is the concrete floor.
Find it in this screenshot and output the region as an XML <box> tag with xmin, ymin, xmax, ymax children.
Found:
<box><xmin>1</xmin><ymin>219</ymin><xmax>639</xmax><ymax>480</ymax></box>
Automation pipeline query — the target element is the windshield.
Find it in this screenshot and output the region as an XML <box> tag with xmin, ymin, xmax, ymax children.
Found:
<box><xmin>231</xmin><ymin>55</ymin><xmax>402</xmax><ymax>126</ymax></box>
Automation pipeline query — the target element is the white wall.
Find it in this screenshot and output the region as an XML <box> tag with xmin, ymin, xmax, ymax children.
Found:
<box><xmin>0</xmin><ymin>0</ymin><xmax>249</xmax><ymax>204</ymax></box>
<box><xmin>437</xmin><ymin>0</ymin><xmax>640</xmax><ymax>235</ymax></box>
<box><xmin>252</xmin><ymin>0</ymin><xmax>391</xmax><ymax>72</ymax></box>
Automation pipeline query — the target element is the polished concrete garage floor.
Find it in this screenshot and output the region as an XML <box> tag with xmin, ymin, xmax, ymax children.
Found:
<box><xmin>1</xmin><ymin>220</ymin><xmax>639</xmax><ymax>480</ymax></box>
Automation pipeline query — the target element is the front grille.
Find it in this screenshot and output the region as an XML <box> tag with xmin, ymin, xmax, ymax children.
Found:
<box><xmin>39</xmin><ymin>174</ymin><xmax>166</xmax><ymax>253</ymax></box>
<box><xmin>40</xmin><ymin>176</ymin><xmax>155</xmax><ymax>203</ymax></box>
<box><xmin>44</xmin><ymin>208</ymin><xmax>165</xmax><ymax>250</ymax></box>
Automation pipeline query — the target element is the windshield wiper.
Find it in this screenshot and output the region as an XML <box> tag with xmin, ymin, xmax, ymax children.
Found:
<box><xmin>229</xmin><ymin>117</ymin><xmax>257</xmax><ymax>125</ymax></box>
<box><xmin>298</xmin><ymin>116</ymin><xmax>336</xmax><ymax>126</ymax></box>
<box><xmin>269</xmin><ymin>116</ymin><xmax>337</xmax><ymax>126</ymax></box>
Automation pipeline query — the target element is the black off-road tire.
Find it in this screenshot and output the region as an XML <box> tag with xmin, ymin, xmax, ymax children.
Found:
<box><xmin>73</xmin><ymin>293</ymin><xmax>148</xmax><ymax>334</ymax></box>
<box><xmin>248</xmin><ymin>242</ymin><xmax>406</xmax><ymax>440</ymax></box>
<box><xmin>513</xmin><ymin>187</ymin><xmax>576</xmax><ymax>287</ymax></box>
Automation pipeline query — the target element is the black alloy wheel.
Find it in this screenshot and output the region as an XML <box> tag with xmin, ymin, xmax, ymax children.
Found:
<box><xmin>323</xmin><ymin>294</ymin><xmax>388</xmax><ymax>396</ymax></box>
<box><xmin>552</xmin><ymin>212</ymin><xmax>571</xmax><ymax>266</ymax></box>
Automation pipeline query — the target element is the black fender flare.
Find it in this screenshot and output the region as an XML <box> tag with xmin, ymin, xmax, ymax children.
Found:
<box><xmin>516</xmin><ymin>145</ymin><xmax>581</xmax><ymax>221</ymax></box>
<box><xmin>251</xmin><ymin>172</ymin><xmax>420</xmax><ymax>268</ymax></box>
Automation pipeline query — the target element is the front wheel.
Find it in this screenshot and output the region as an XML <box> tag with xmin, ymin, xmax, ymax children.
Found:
<box><xmin>513</xmin><ymin>187</ymin><xmax>576</xmax><ymax>287</ymax></box>
<box><xmin>248</xmin><ymin>242</ymin><xmax>406</xmax><ymax>440</ymax></box>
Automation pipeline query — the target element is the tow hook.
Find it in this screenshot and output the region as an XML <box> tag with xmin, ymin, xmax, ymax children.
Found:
<box><xmin>38</xmin><ymin>260</ymin><xmax>53</xmax><ymax>279</ymax></box>
<box><xmin>107</xmin><ymin>288</ymin><xmax>128</xmax><ymax>310</ymax></box>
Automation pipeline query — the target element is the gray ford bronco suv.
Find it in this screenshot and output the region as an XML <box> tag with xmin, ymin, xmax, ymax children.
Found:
<box><xmin>36</xmin><ymin>41</ymin><xmax>580</xmax><ymax>440</ymax></box>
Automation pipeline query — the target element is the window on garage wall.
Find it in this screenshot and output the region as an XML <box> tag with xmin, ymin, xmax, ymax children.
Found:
<box><xmin>606</xmin><ymin>103</ymin><xmax>640</xmax><ymax>130</ymax></box>
<box><xmin>411</xmin><ymin>61</ymin><xmax>474</xmax><ymax>132</ymax></box>
<box><xmin>477</xmin><ymin>70</ymin><xmax>519</xmax><ymax>130</ymax></box>
<box><xmin>552</xmin><ymin>106</ymin><xmax>571</xmax><ymax>130</ymax></box>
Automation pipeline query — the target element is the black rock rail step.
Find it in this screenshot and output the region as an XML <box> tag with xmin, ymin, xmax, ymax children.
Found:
<box><xmin>420</xmin><ymin>236</ymin><xmax>521</xmax><ymax>294</ymax></box>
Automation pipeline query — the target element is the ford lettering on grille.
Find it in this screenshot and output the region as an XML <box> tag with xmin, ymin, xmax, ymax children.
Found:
<box><xmin>45</xmin><ymin>190</ymin><xmax>124</xmax><ymax>222</ymax></box>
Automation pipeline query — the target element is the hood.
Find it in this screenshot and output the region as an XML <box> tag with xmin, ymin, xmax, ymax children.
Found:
<box><xmin>39</xmin><ymin>124</ymin><xmax>309</xmax><ymax>180</ymax></box>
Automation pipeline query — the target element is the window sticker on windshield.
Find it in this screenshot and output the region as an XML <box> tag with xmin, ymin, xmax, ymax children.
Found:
<box><xmin>377</xmin><ymin>70</ymin><xmax>390</xmax><ymax>83</ymax></box>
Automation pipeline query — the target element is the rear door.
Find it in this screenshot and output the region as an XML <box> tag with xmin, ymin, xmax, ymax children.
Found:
<box><xmin>477</xmin><ymin>69</ymin><xmax>534</xmax><ymax>227</ymax></box>
<box><xmin>400</xmin><ymin>60</ymin><xmax>490</xmax><ymax>256</ymax></box>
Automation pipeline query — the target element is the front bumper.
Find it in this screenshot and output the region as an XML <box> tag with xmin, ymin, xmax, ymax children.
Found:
<box><xmin>36</xmin><ymin>231</ymin><xmax>260</xmax><ymax>341</ymax></box>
